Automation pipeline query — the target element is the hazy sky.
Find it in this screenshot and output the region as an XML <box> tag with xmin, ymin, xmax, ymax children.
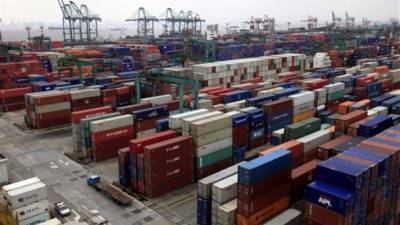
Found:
<box><xmin>0</xmin><ymin>0</ymin><xmax>399</xmax><ymax>25</ymax></box>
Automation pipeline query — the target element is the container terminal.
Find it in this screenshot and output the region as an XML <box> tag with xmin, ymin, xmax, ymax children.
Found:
<box><xmin>0</xmin><ymin>1</ymin><xmax>400</xmax><ymax>225</ymax></box>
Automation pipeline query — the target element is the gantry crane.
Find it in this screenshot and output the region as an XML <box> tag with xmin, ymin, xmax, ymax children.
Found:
<box><xmin>331</xmin><ymin>12</ymin><xmax>342</xmax><ymax>29</ymax></box>
<box><xmin>345</xmin><ymin>12</ymin><xmax>355</xmax><ymax>29</ymax></box>
<box><xmin>126</xmin><ymin>7</ymin><xmax>159</xmax><ymax>37</ymax></box>
<box><xmin>301</xmin><ymin>15</ymin><xmax>318</xmax><ymax>30</ymax></box>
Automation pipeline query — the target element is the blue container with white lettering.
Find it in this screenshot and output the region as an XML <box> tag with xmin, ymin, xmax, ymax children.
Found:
<box><xmin>366</xmin><ymin>82</ymin><xmax>382</xmax><ymax>98</ymax></box>
<box><xmin>250</xmin><ymin>127</ymin><xmax>264</xmax><ymax>140</ymax></box>
<box><xmin>132</xmin><ymin>105</ymin><xmax>169</xmax><ymax>122</ymax></box>
<box><xmin>277</xmin><ymin>87</ymin><xmax>301</xmax><ymax>98</ymax></box>
<box><xmin>245</xmin><ymin>94</ymin><xmax>278</xmax><ymax>108</ymax></box>
<box><xmin>306</xmin><ymin>181</ymin><xmax>354</xmax><ymax>216</ymax></box>
<box><xmin>232</xmin><ymin>113</ymin><xmax>249</xmax><ymax>128</ymax></box>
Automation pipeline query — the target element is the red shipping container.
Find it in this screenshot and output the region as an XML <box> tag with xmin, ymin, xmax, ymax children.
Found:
<box><xmin>233</xmin><ymin>126</ymin><xmax>249</xmax><ymax>148</ymax></box>
<box><xmin>36</xmin><ymin>109</ymin><xmax>71</xmax><ymax>120</ymax></box>
<box><xmin>92</xmin><ymin>136</ymin><xmax>132</xmax><ymax>162</ymax></box>
<box><xmin>129</xmin><ymin>130</ymin><xmax>177</xmax><ymax>154</ymax></box>
<box><xmin>236</xmin><ymin>196</ymin><xmax>289</xmax><ymax>225</ymax></box>
<box><xmin>291</xmin><ymin>159</ymin><xmax>320</xmax><ymax>194</ymax></box>
<box><xmin>0</xmin><ymin>102</ymin><xmax>25</xmax><ymax>112</ymax></box>
<box><xmin>356</xmin><ymin>76</ymin><xmax>375</xmax><ymax>86</ymax></box>
<box><xmin>0</xmin><ymin>87</ymin><xmax>32</xmax><ymax>98</ymax></box>
<box><xmin>305</xmin><ymin>202</ymin><xmax>349</xmax><ymax>225</ymax></box>
<box><xmin>71</xmin><ymin>106</ymin><xmax>112</xmax><ymax>123</ymax></box>
<box><xmin>145</xmin><ymin>172</ymin><xmax>193</xmax><ymax>198</ymax></box>
<box><xmin>71</xmin><ymin>97</ymin><xmax>102</xmax><ymax>112</ymax></box>
<box><xmin>238</xmin><ymin>169</ymin><xmax>290</xmax><ymax>202</ymax></box>
<box><xmin>118</xmin><ymin>147</ymin><xmax>130</xmax><ymax>164</ymax></box>
<box><xmin>33</xmin><ymin>92</ymin><xmax>70</xmax><ymax>106</ymax></box>
<box><xmin>91</xmin><ymin>125</ymin><xmax>134</xmax><ymax>143</ymax></box>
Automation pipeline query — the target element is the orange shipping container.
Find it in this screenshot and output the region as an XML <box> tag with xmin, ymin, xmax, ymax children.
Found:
<box><xmin>293</xmin><ymin>110</ymin><xmax>314</xmax><ymax>123</ymax></box>
<box><xmin>373</xmin><ymin>66</ymin><xmax>389</xmax><ymax>75</ymax></box>
<box><xmin>236</xmin><ymin>196</ymin><xmax>289</xmax><ymax>225</ymax></box>
<box><xmin>338</xmin><ymin>101</ymin><xmax>354</xmax><ymax>114</ymax></box>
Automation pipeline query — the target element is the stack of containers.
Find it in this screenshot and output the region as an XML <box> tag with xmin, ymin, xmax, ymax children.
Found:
<box><xmin>143</xmin><ymin>136</ymin><xmax>194</xmax><ymax>198</ymax></box>
<box><xmin>69</xmin><ymin>89</ymin><xmax>101</xmax><ymax>112</ymax></box>
<box><xmin>358</xmin><ymin>115</ymin><xmax>394</xmax><ymax>138</ymax></box>
<box><xmin>2</xmin><ymin>177</ymin><xmax>49</xmax><ymax>225</ymax></box>
<box><xmin>115</xmin><ymin>86</ymin><xmax>131</xmax><ymax>107</ymax></box>
<box><xmin>240</xmin><ymin>107</ymin><xmax>265</xmax><ymax>150</ymax></box>
<box><xmin>71</xmin><ymin>106</ymin><xmax>113</xmax><ymax>158</ymax></box>
<box><xmin>0</xmin><ymin>87</ymin><xmax>32</xmax><ymax>112</ymax></box>
<box><xmin>263</xmin><ymin>98</ymin><xmax>293</xmax><ymax>137</ymax></box>
<box><xmin>197</xmin><ymin>163</ymin><xmax>243</xmax><ymax>225</ymax></box>
<box><xmin>181</xmin><ymin>111</ymin><xmax>223</xmax><ymax>136</ymax></box>
<box><xmin>211</xmin><ymin>175</ymin><xmax>238</xmax><ymax>225</ymax></box>
<box><xmin>325</xmin><ymin>83</ymin><xmax>345</xmax><ymax>112</ymax></box>
<box><xmin>129</xmin><ymin>130</ymin><xmax>177</xmax><ymax>193</ymax></box>
<box><xmin>25</xmin><ymin>91</ymin><xmax>71</xmax><ymax>128</ymax></box>
<box><xmin>259</xmin><ymin>140</ymin><xmax>303</xmax><ymax>168</ymax></box>
<box><xmin>190</xmin><ymin>113</ymin><xmax>233</xmax><ymax>179</ymax></box>
<box><xmin>227</xmin><ymin>111</ymin><xmax>249</xmax><ymax>163</ymax></box>
<box><xmin>116</xmin><ymin>102</ymin><xmax>152</xmax><ymax>115</ymax></box>
<box><xmin>118</xmin><ymin>147</ymin><xmax>131</xmax><ymax>188</ymax></box>
<box><xmin>314</xmin><ymin>88</ymin><xmax>327</xmax><ymax>107</ymax></box>
<box><xmin>90</xmin><ymin>115</ymin><xmax>134</xmax><ymax>162</ymax></box>
<box><xmin>169</xmin><ymin>109</ymin><xmax>210</xmax><ymax>132</ymax></box>
<box><xmin>297</xmin><ymin>129</ymin><xmax>333</xmax><ymax>164</ymax></box>
<box><xmin>237</xmin><ymin>150</ymin><xmax>292</xmax><ymax>225</ymax></box>
<box><xmin>80</xmin><ymin>112</ymin><xmax>121</xmax><ymax>159</ymax></box>
<box><xmin>335</xmin><ymin>110</ymin><xmax>368</xmax><ymax>134</ymax></box>
<box><xmin>289</xmin><ymin>91</ymin><xmax>315</xmax><ymax>123</ymax></box>
<box><xmin>101</xmin><ymin>89</ymin><xmax>117</xmax><ymax>109</ymax></box>
<box><xmin>132</xmin><ymin>105</ymin><xmax>169</xmax><ymax>138</ymax></box>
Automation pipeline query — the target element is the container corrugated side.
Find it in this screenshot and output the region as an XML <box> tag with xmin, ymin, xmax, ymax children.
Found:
<box><xmin>190</xmin><ymin>114</ymin><xmax>232</xmax><ymax>136</ymax></box>
<box><xmin>212</xmin><ymin>174</ymin><xmax>238</xmax><ymax>204</ymax></box>
<box><xmin>169</xmin><ymin>109</ymin><xmax>209</xmax><ymax>129</ymax></box>
<box><xmin>6</xmin><ymin>182</ymin><xmax>47</xmax><ymax>209</ymax></box>
<box><xmin>193</xmin><ymin>128</ymin><xmax>232</xmax><ymax>147</ymax></box>
<box><xmin>12</xmin><ymin>199</ymin><xmax>48</xmax><ymax>221</ymax></box>
<box><xmin>18</xmin><ymin>212</ymin><xmax>50</xmax><ymax>225</ymax></box>
<box><xmin>2</xmin><ymin>177</ymin><xmax>41</xmax><ymax>193</ymax></box>
<box><xmin>196</xmin><ymin>137</ymin><xmax>233</xmax><ymax>157</ymax></box>
<box><xmin>182</xmin><ymin>111</ymin><xmax>223</xmax><ymax>133</ymax></box>
<box><xmin>90</xmin><ymin>115</ymin><xmax>133</xmax><ymax>133</ymax></box>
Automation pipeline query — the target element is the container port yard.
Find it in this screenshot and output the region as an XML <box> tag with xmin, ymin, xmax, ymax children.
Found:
<box><xmin>0</xmin><ymin>0</ymin><xmax>400</xmax><ymax>224</ymax></box>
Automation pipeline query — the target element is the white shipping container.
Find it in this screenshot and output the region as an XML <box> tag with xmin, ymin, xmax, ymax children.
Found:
<box><xmin>224</xmin><ymin>100</ymin><xmax>246</xmax><ymax>111</ymax></box>
<box><xmin>314</xmin><ymin>88</ymin><xmax>327</xmax><ymax>98</ymax></box>
<box><xmin>196</xmin><ymin>137</ymin><xmax>233</xmax><ymax>157</ymax></box>
<box><xmin>258</xmin><ymin>87</ymin><xmax>284</xmax><ymax>96</ymax></box>
<box><xmin>141</xmin><ymin>94</ymin><xmax>173</xmax><ymax>105</ymax></box>
<box><xmin>12</xmin><ymin>199</ymin><xmax>49</xmax><ymax>221</ymax></box>
<box><xmin>263</xmin><ymin>208</ymin><xmax>302</xmax><ymax>225</ymax></box>
<box><xmin>358</xmin><ymin>67</ymin><xmax>373</xmax><ymax>75</ymax></box>
<box><xmin>316</xmin><ymin>97</ymin><xmax>326</xmax><ymax>106</ymax></box>
<box><xmin>169</xmin><ymin>109</ymin><xmax>209</xmax><ymax>129</ymax></box>
<box><xmin>2</xmin><ymin>177</ymin><xmax>41</xmax><ymax>194</ymax></box>
<box><xmin>368</xmin><ymin>110</ymin><xmax>378</xmax><ymax>117</ymax></box>
<box><xmin>297</xmin><ymin>130</ymin><xmax>332</xmax><ymax>153</ymax></box>
<box><xmin>195</xmin><ymin>99</ymin><xmax>213</xmax><ymax>110</ymax></box>
<box><xmin>212</xmin><ymin>175</ymin><xmax>238</xmax><ymax>204</ymax></box>
<box><xmin>324</xmin><ymin>83</ymin><xmax>345</xmax><ymax>94</ymax></box>
<box><xmin>217</xmin><ymin>199</ymin><xmax>237</xmax><ymax>225</ymax></box>
<box><xmin>289</xmin><ymin>91</ymin><xmax>315</xmax><ymax>106</ymax></box>
<box><xmin>198</xmin><ymin>163</ymin><xmax>243</xmax><ymax>199</ymax></box>
<box><xmin>370</xmin><ymin>106</ymin><xmax>388</xmax><ymax>116</ymax></box>
<box><xmin>293</xmin><ymin>102</ymin><xmax>314</xmax><ymax>115</ymax></box>
<box><xmin>193</xmin><ymin>128</ymin><xmax>232</xmax><ymax>147</ymax></box>
<box><xmin>6</xmin><ymin>182</ymin><xmax>47</xmax><ymax>209</ymax></box>
<box><xmin>90</xmin><ymin>115</ymin><xmax>133</xmax><ymax>133</ymax></box>
<box><xmin>37</xmin><ymin>218</ymin><xmax>62</xmax><ymax>225</ymax></box>
<box><xmin>182</xmin><ymin>111</ymin><xmax>223</xmax><ymax>133</ymax></box>
<box><xmin>18</xmin><ymin>212</ymin><xmax>49</xmax><ymax>225</ymax></box>
<box><xmin>190</xmin><ymin>114</ymin><xmax>232</xmax><ymax>136</ymax></box>
<box><xmin>34</xmin><ymin>102</ymin><xmax>71</xmax><ymax>114</ymax></box>
<box><xmin>69</xmin><ymin>89</ymin><xmax>100</xmax><ymax>100</ymax></box>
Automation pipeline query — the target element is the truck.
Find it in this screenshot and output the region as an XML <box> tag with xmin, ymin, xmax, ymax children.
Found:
<box><xmin>87</xmin><ymin>175</ymin><xmax>132</xmax><ymax>206</ymax></box>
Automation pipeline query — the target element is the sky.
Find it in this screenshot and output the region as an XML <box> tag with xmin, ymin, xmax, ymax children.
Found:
<box><xmin>0</xmin><ymin>0</ymin><xmax>399</xmax><ymax>25</ymax></box>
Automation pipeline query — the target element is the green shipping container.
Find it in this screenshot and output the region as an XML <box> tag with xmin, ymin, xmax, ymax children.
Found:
<box><xmin>196</xmin><ymin>146</ymin><xmax>232</xmax><ymax>169</ymax></box>
<box><xmin>327</xmin><ymin>90</ymin><xmax>345</xmax><ymax>102</ymax></box>
<box><xmin>284</xmin><ymin>117</ymin><xmax>321</xmax><ymax>140</ymax></box>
